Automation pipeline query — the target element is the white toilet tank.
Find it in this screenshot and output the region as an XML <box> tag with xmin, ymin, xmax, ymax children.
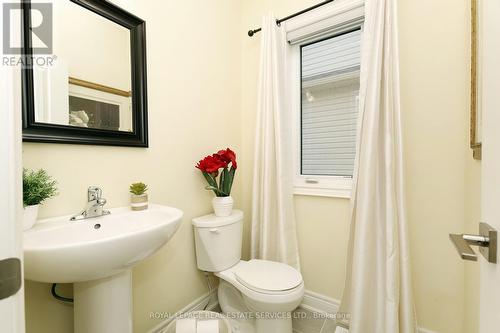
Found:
<box><xmin>192</xmin><ymin>210</ymin><xmax>243</xmax><ymax>272</ymax></box>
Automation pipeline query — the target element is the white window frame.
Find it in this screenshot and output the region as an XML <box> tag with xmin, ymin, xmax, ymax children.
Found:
<box><xmin>285</xmin><ymin>0</ymin><xmax>364</xmax><ymax>198</ymax></box>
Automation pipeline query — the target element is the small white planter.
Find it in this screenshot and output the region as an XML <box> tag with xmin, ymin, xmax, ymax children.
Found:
<box><xmin>212</xmin><ymin>196</ymin><xmax>234</xmax><ymax>217</ymax></box>
<box><xmin>23</xmin><ymin>204</ymin><xmax>39</xmax><ymax>231</ymax></box>
<box><xmin>131</xmin><ymin>193</ymin><xmax>148</xmax><ymax>211</ymax></box>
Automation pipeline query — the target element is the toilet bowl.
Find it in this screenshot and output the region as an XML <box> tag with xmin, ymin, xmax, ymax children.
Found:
<box><xmin>192</xmin><ymin>211</ymin><xmax>304</xmax><ymax>333</ymax></box>
<box><xmin>217</xmin><ymin>260</ymin><xmax>304</xmax><ymax>333</ymax></box>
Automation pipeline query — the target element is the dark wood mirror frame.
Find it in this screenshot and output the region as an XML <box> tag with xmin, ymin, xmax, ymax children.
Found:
<box><xmin>21</xmin><ymin>0</ymin><xmax>148</xmax><ymax>147</ymax></box>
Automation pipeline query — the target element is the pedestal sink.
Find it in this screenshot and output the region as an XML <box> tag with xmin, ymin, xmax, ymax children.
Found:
<box><xmin>23</xmin><ymin>204</ymin><xmax>183</xmax><ymax>333</ymax></box>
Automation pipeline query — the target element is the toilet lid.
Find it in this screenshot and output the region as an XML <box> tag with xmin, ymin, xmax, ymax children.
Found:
<box><xmin>234</xmin><ymin>260</ymin><xmax>302</xmax><ymax>293</ymax></box>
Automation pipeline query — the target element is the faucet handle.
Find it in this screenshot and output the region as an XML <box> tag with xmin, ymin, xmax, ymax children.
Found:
<box><xmin>87</xmin><ymin>186</ymin><xmax>102</xmax><ymax>201</ymax></box>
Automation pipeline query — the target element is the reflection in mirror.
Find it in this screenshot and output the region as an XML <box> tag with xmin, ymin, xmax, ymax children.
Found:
<box><xmin>33</xmin><ymin>0</ymin><xmax>132</xmax><ymax>132</ymax></box>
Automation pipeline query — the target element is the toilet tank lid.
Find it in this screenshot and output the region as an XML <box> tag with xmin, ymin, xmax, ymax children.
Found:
<box><xmin>192</xmin><ymin>210</ymin><xmax>243</xmax><ymax>228</ymax></box>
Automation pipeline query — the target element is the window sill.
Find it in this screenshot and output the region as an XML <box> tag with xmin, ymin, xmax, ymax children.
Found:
<box><xmin>293</xmin><ymin>186</ymin><xmax>351</xmax><ymax>199</ymax></box>
<box><xmin>294</xmin><ymin>176</ymin><xmax>352</xmax><ymax>198</ymax></box>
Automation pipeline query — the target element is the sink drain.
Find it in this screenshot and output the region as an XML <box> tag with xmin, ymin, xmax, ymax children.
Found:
<box><xmin>94</xmin><ymin>223</ymin><xmax>101</xmax><ymax>229</ymax></box>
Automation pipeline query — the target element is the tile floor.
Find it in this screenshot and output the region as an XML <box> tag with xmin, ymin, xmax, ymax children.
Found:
<box><xmin>292</xmin><ymin>308</ymin><xmax>338</xmax><ymax>333</ymax></box>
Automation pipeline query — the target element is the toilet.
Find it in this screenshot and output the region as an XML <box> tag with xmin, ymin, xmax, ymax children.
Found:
<box><xmin>192</xmin><ymin>210</ymin><xmax>304</xmax><ymax>333</ymax></box>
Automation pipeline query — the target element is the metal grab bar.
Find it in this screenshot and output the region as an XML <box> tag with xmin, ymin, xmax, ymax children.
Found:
<box><xmin>449</xmin><ymin>223</ymin><xmax>497</xmax><ymax>263</ymax></box>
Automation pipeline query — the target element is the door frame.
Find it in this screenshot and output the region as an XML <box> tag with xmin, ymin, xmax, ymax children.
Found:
<box><xmin>0</xmin><ymin>0</ymin><xmax>26</xmax><ymax>330</ymax></box>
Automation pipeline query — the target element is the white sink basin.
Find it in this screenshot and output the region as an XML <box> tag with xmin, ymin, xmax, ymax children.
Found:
<box><xmin>23</xmin><ymin>203</ymin><xmax>183</xmax><ymax>333</ymax></box>
<box><xmin>24</xmin><ymin>204</ymin><xmax>183</xmax><ymax>283</ymax></box>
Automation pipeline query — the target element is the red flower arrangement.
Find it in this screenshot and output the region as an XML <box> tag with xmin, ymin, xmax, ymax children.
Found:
<box><xmin>196</xmin><ymin>148</ymin><xmax>237</xmax><ymax>197</ymax></box>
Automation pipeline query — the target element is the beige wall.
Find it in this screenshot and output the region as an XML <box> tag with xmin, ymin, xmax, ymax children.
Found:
<box><xmin>464</xmin><ymin>158</ymin><xmax>481</xmax><ymax>332</ymax></box>
<box><xmin>241</xmin><ymin>0</ymin><xmax>479</xmax><ymax>332</ymax></box>
<box><xmin>399</xmin><ymin>0</ymin><xmax>467</xmax><ymax>332</ymax></box>
<box><xmin>22</xmin><ymin>1</ymin><xmax>242</xmax><ymax>332</ymax></box>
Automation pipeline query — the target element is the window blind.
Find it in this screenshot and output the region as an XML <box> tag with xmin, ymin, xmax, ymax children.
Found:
<box><xmin>285</xmin><ymin>0</ymin><xmax>365</xmax><ymax>45</ymax></box>
<box><xmin>301</xmin><ymin>29</ymin><xmax>361</xmax><ymax>177</ymax></box>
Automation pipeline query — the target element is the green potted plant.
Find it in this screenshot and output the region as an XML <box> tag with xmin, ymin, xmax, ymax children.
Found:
<box><xmin>129</xmin><ymin>182</ymin><xmax>148</xmax><ymax>211</ymax></box>
<box><xmin>23</xmin><ymin>169</ymin><xmax>58</xmax><ymax>230</ymax></box>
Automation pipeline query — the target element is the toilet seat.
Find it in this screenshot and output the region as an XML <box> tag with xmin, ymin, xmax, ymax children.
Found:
<box><xmin>234</xmin><ymin>259</ymin><xmax>303</xmax><ymax>294</ymax></box>
<box><xmin>217</xmin><ymin>260</ymin><xmax>303</xmax><ymax>296</ymax></box>
<box><xmin>216</xmin><ymin>260</ymin><xmax>305</xmax><ymax>313</ymax></box>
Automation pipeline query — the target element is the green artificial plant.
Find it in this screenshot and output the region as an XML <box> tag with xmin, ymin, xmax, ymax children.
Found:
<box><xmin>23</xmin><ymin>168</ymin><xmax>58</xmax><ymax>207</ymax></box>
<box><xmin>129</xmin><ymin>182</ymin><xmax>148</xmax><ymax>196</ymax></box>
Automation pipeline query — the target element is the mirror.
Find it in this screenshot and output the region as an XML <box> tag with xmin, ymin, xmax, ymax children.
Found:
<box><xmin>22</xmin><ymin>0</ymin><xmax>148</xmax><ymax>147</ymax></box>
<box><xmin>34</xmin><ymin>1</ymin><xmax>132</xmax><ymax>131</ymax></box>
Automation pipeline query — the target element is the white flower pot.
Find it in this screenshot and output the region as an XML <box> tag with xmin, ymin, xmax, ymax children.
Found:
<box><xmin>23</xmin><ymin>204</ymin><xmax>39</xmax><ymax>231</ymax></box>
<box><xmin>131</xmin><ymin>194</ymin><xmax>148</xmax><ymax>211</ymax></box>
<box><xmin>212</xmin><ymin>196</ymin><xmax>234</xmax><ymax>217</ymax></box>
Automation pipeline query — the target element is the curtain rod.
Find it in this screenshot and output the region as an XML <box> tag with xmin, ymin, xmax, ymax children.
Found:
<box><xmin>247</xmin><ymin>0</ymin><xmax>335</xmax><ymax>37</ymax></box>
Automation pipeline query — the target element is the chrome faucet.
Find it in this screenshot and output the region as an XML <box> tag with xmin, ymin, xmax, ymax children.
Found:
<box><xmin>70</xmin><ymin>187</ymin><xmax>110</xmax><ymax>221</ymax></box>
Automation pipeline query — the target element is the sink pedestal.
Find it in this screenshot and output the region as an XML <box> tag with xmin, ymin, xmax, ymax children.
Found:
<box><xmin>74</xmin><ymin>270</ymin><xmax>133</xmax><ymax>333</ymax></box>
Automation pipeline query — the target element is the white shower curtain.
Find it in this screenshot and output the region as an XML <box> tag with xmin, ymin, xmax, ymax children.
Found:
<box><xmin>251</xmin><ymin>14</ymin><xmax>300</xmax><ymax>270</ymax></box>
<box><xmin>338</xmin><ymin>0</ymin><xmax>417</xmax><ymax>332</ymax></box>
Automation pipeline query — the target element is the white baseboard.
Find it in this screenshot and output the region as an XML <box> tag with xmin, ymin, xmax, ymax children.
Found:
<box><xmin>148</xmin><ymin>288</ymin><xmax>438</xmax><ymax>333</ymax></box>
<box><xmin>418</xmin><ymin>329</ymin><xmax>438</xmax><ymax>333</ymax></box>
<box><xmin>148</xmin><ymin>289</ymin><xmax>218</xmax><ymax>333</ymax></box>
<box><xmin>299</xmin><ymin>290</ymin><xmax>438</xmax><ymax>333</ymax></box>
<box><xmin>300</xmin><ymin>290</ymin><xmax>340</xmax><ymax>315</ymax></box>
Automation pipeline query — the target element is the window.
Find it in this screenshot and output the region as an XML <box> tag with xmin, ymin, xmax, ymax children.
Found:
<box><xmin>293</xmin><ymin>29</ymin><xmax>362</xmax><ymax>198</ymax></box>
